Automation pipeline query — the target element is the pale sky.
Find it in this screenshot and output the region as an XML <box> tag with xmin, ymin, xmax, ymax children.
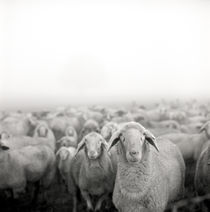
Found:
<box><xmin>0</xmin><ymin>0</ymin><xmax>210</xmax><ymax>109</ymax></box>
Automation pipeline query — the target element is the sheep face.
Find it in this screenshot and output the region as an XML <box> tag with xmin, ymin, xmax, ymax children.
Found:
<box><xmin>109</xmin><ymin>122</ymin><xmax>159</xmax><ymax>164</ymax></box>
<box><xmin>166</xmin><ymin>122</ymin><xmax>179</xmax><ymax>129</ymax></box>
<box><xmin>159</xmin><ymin>107</ymin><xmax>168</xmax><ymax>117</ymax></box>
<box><xmin>85</xmin><ymin>137</ymin><xmax>102</xmax><ymax>160</ymax></box>
<box><xmin>57</xmin><ymin>148</ymin><xmax>69</xmax><ymax>161</ymax></box>
<box><xmin>76</xmin><ymin>133</ymin><xmax>107</xmax><ymax>160</ymax></box>
<box><xmin>120</xmin><ymin>128</ymin><xmax>146</xmax><ymax>164</ymax></box>
<box><xmin>59</xmin><ymin>138</ymin><xmax>69</xmax><ymax>147</ymax></box>
<box><xmin>66</xmin><ymin>126</ymin><xmax>76</xmax><ymax>137</ymax></box>
<box><xmin>0</xmin><ymin>131</ymin><xmax>10</xmax><ymax>140</ymax></box>
<box><xmin>57</xmin><ymin>137</ymin><xmax>77</xmax><ymax>148</ymax></box>
<box><xmin>37</xmin><ymin>125</ymin><xmax>48</xmax><ymax>137</ymax></box>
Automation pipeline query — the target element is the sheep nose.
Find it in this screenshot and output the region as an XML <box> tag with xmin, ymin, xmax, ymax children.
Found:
<box><xmin>129</xmin><ymin>151</ymin><xmax>138</xmax><ymax>156</ymax></box>
<box><xmin>89</xmin><ymin>150</ymin><xmax>96</xmax><ymax>155</ymax></box>
<box><xmin>88</xmin><ymin>151</ymin><xmax>98</xmax><ymax>159</ymax></box>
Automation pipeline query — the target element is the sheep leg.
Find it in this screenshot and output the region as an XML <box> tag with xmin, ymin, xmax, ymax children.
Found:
<box><xmin>94</xmin><ymin>193</ymin><xmax>108</xmax><ymax>211</ymax></box>
<box><xmin>72</xmin><ymin>196</ymin><xmax>77</xmax><ymax>212</ymax></box>
<box><xmin>81</xmin><ymin>191</ymin><xmax>94</xmax><ymax>211</ymax></box>
<box><xmin>31</xmin><ymin>181</ymin><xmax>40</xmax><ymax>206</ymax></box>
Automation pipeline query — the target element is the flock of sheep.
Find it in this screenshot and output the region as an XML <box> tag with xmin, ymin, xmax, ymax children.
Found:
<box><xmin>0</xmin><ymin>99</ymin><xmax>210</xmax><ymax>212</ymax></box>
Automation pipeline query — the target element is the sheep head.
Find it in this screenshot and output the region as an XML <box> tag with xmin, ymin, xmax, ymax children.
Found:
<box><xmin>101</xmin><ymin>122</ymin><xmax>118</xmax><ymax>142</ymax></box>
<box><xmin>200</xmin><ymin>121</ymin><xmax>210</xmax><ymax>139</ymax></box>
<box><xmin>57</xmin><ymin>136</ymin><xmax>77</xmax><ymax>148</ymax></box>
<box><xmin>0</xmin><ymin>131</ymin><xmax>11</xmax><ymax>140</ymax></box>
<box><xmin>56</xmin><ymin>147</ymin><xmax>71</xmax><ymax>161</ymax></box>
<box><xmin>65</xmin><ymin>126</ymin><xmax>77</xmax><ymax>137</ymax></box>
<box><xmin>34</xmin><ymin>123</ymin><xmax>49</xmax><ymax>138</ymax></box>
<box><xmin>75</xmin><ymin>132</ymin><xmax>108</xmax><ymax>160</ymax></box>
<box><xmin>0</xmin><ymin>132</ymin><xmax>10</xmax><ymax>151</ymax></box>
<box><xmin>108</xmin><ymin>122</ymin><xmax>159</xmax><ymax>164</ymax></box>
<box><xmin>80</xmin><ymin>119</ymin><xmax>100</xmax><ymax>139</ymax></box>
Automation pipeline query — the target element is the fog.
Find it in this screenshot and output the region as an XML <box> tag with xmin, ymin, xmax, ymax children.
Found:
<box><xmin>0</xmin><ymin>0</ymin><xmax>210</xmax><ymax>110</ymax></box>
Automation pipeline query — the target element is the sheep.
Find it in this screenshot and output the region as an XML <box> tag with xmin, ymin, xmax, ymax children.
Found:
<box><xmin>0</xmin><ymin>133</ymin><xmax>55</xmax><ymax>152</ymax></box>
<box><xmin>148</xmin><ymin>127</ymin><xmax>181</xmax><ymax>137</ymax></box>
<box><xmin>0</xmin><ymin>113</ymin><xmax>36</xmax><ymax>136</ymax></box>
<box><xmin>79</xmin><ymin>119</ymin><xmax>100</xmax><ymax>141</ymax></box>
<box><xmin>65</xmin><ymin>126</ymin><xmax>78</xmax><ymax>142</ymax></box>
<box><xmin>187</xmin><ymin>116</ymin><xmax>207</xmax><ymax>124</ymax></box>
<box><xmin>85</xmin><ymin>110</ymin><xmax>105</xmax><ymax>125</ymax></box>
<box><xmin>68</xmin><ymin>132</ymin><xmax>116</xmax><ymax>212</ymax></box>
<box><xmin>194</xmin><ymin>142</ymin><xmax>210</xmax><ymax>210</ymax></box>
<box><xmin>56</xmin><ymin>136</ymin><xmax>78</xmax><ymax>151</ymax></box>
<box><xmin>0</xmin><ymin>141</ymin><xmax>56</xmax><ymax>203</ymax></box>
<box><xmin>0</xmin><ymin>131</ymin><xmax>11</xmax><ymax>140</ymax></box>
<box><xmin>147</xmin><ymin>120</ymin><xmax>180</xmax><ymax>130</ymax></box>
<box><xmin>194</xmin><ymin>142</ymin><xmax>210</xmax><ymax>195</ymax></box>
<box><xmin>56</xmin><ymin>146</ymin><xmax>76</xmax><ymax>185</ymax></box>
<box><xmin>160</xmin><ymin>121</ymin><xmax>210</xmax><ymax>161</ymax></box>
<box><xmin>180</xmin><ymin>122</ymin><xmax>203</xmax><ymax>134</ymax></box>
<box><xmin>33</xmin><ymin>122</ymin><xmax>56</xmax><ymax>151</ymax></box>
<box><xmin>168</xmin><ymin>111</ymin><xmax>186</xmax><ymax>124</ymax></box>
<box><xmin>145</xmin><ymin>107</ymin><xmax>169</xmax><ymax>121</ymax></box>
<box><xmin>101</xmin><ymin>122</ymin><xmax>119</xmax><ymax>143</ymax></box>
<box><xmin>108</xmin><ymin>122</ymin><xmax>185</xmax><ymax>212</ymax></box>
<box><xmin>111</xmin><ymin>113</ymin><xmax>134</xmax><ymax>124</ymax></box>
<box><xmin>46</xmin><ymin>115</ymin><xmax>84</xmax><ymax>140</ymax></box>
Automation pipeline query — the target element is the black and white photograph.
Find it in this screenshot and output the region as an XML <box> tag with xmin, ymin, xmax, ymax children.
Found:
<box><xmin>0</xmin><ymin>0</ymin><xmax>210</xmax><ymax>211</ymax></box>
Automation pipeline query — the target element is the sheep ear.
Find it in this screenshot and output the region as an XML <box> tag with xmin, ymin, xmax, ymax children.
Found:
<box><xmin>39</xmin><ymin>126</ymin><xmax>48</xmax><ymax>137</ymax></box>
<box><xmin>108</xmin><ymin>133</ymin><xmax>122</xmax><ymax>152</ymax></box>
<box><xmin>0</xmin><ymin>131</ymin><xmax>10</xmax><ymax>140</ymax></box>
<box><xmin>75</xmin><ymin>138</ymin><xmax>86</xmax><ymax>156</ymax></box>
<box><xmin>101</xmin><ymin>139</ymin><xmax>109</xmax><ymax>151</ymax></box>
<box><xmin>0</xmin><ymin>141</ymin><xmax>9</xmax><ymax>151</ymax></box>
<box><xmin>144</xmin><ymin>130</ymin><xmax>159</xmax><ymax>152</ymax></box>
<box><xmin>200</xmin><ymin>123</ymin><xmax>208</xmax><ymax>133</ymax></box>
<box><xmin>1</xmin><ymin>146</ymin><xmax>9</xmax><ymax>151</ymax></box>
<box><xmin>56</xmin><ymin>149</ymin><xmax>69</xmax><ymax>160</ymax></box>
<box><xmin>27</xmin><ymin>115</ymin><xmax>38</xmax><ymax>127</ymax></box>
<box><xmin>57</xmin><ymin>138</ymin><xmax>63</xmax><ymax>144</ymax></box>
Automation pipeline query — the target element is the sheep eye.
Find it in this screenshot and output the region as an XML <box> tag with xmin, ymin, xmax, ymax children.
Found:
<box><xmin>120</xmin><ymin>136</ymin><xmax>125</xmax><ymax>143</ymax></box>
<box><xmin>140</xmin><ymin>137</ymin><xmax>144</xmax><ymax>142</ymax></box>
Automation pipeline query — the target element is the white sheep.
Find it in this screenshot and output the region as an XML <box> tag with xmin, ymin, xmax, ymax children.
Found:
<box><xmin>147</xmin><ymin>120</ymin><xmax>180</xmax><ymax>130</ymax></box>
<box><xmin>101</xmin><ymin>122</ymin><xmax>119</xmax><ymax>143</ymax></box>
<box><xmin>0</xmin><ymin>134</ymin><xmax>55</xmax><ymax>152</ymax></box>
<box><xmin>0</xmin><ymin>113</ymin><xmax>36</xmax><ymax>136</ymax></box>
<box><xmin>148</xmin><ymin>127</ymin><xmax>181</xmax><ymax>137</ymax></box>
<box><xmin>56</xmin><ymin>146</ymin><xmax>76</xmax><ymax>185</ymax></box>
<box><xmin>68</xmin><ymin>132</ymin><xmax>116</xmax><ymax>212</ymax></box>
<box><xmin>194</xmin><ymin>142</ymin><xmax>210</xmax><ymax>211</ymax></box>
<box><xmin>65</xmin><ymin>126</ymin><xmax>78</xmax><ymax>143</ymax></box>
<box><xmin>108</xmin><ymin>122</ymin><xmax>185</xmax><ymax>212</ymax></box>
<box><xmin>46</xmin><ymin>115</ymin><xmax>83</xmax><ymax>140</ymax></box>
<box><xmin>56</xmin><ymin>126</ymin><xmax>78</xmax><ymax>151</ymax></box>
<box><xmin>56</xmin><ymin>136</ymin><xmax>78</xmax><ymax>150</ymax></box>
<box><xmin>0</xmin><ymin>141</ymin><xmax>56</xmax><ymax>203</ymax></box>
<box><xmin>79</xmin><ymin>119</ymin><xmax>100</xmax><ymax>140</ymax></box>
<box><xmin>33</xmin><ymin>122</ymin><xmax>56</xmax><ymax>151</ymax></box>
<box><xmin>160</xmin><ymin>121</ymin><xmax>210</xmax><ymax>161</ymax></box>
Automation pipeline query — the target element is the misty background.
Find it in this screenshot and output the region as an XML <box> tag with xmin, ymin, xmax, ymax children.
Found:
<box><xmin>0</xmin><ymin>0</ymin><xmax>210</xmax><ymax>110</ymax></box>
